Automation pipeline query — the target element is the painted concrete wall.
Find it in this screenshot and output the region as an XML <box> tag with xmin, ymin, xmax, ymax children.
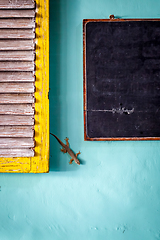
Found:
<box><xmin>1</xmin><ymin>0</ymin><xmax>160</xmax><ymax>239</ymax></box>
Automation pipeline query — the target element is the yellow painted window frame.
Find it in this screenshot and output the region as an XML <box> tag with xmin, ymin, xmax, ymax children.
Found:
<box><xmin>0</xmin><ymin>0</ymin><xmax>49</xmax><ymax>173</ymax></box>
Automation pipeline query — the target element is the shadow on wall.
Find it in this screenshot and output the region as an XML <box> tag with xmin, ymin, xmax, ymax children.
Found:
<box><xmin>49</xmin><ymin>0</ymin><xmax>79</xmax><ymax>171</ymax></box>
<box><xmin>49</xmin><ymin>0</ymin><xmax>84</xmax><ymax>171</ymax></box>
<box><xmin>49</xmin><ymin>0</ymin><xmax>61</xmax><ymax>171</ymax></box>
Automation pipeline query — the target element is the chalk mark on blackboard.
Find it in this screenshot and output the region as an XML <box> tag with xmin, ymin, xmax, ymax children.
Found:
<box><xmin>90</xmin><ymin>107</ymin><xmax>134</xmax><ymax>115</ymax></box>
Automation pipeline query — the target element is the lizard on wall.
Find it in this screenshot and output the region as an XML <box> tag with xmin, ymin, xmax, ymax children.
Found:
<box><xmin>50</xmin><ymin>133</ymin><xmax>81</xmax><ymax>165</ymax></box>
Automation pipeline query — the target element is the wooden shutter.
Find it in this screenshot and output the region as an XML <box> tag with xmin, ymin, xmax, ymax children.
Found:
<box><xmin>0</xmin><ymin>0</ymin><xmax>49</xmax><ymax>173</ymax></box>
<box><xmin>0</xmin><ymin>0</ymin><xmax>35</xmax><ymax>158</ymax></box>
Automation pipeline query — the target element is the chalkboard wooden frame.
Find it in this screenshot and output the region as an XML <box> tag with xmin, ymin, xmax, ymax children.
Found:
<box><xmin>83</xmin><ymin>18</ymin><xmax>160</xmax><ymax>141</ymax></box>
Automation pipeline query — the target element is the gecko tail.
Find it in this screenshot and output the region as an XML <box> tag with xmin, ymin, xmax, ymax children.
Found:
<box><xmin>50</xmin><ymin>133</ymin><xmax>63</xmax><ymax>145</ymax></box>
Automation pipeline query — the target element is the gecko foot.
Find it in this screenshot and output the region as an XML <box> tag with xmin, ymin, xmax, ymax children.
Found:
<box><xmin>76</xmin><ymin>151</ymin><xmax>81</xmax><ymax>157</ymax></box>
<box><xmin>64</xmin><ymin>137</ymin><xmax>69</xmax><ymax>146</ymax></box>
<box><xmin>61</xmin><ymin>148</ymin><xmax>67</xmax><ymax>153</ymax></box>
<box><xmin>69</xmin><ymin>158</ymin><xmax>74</xmax><ymax>164</ymax></box>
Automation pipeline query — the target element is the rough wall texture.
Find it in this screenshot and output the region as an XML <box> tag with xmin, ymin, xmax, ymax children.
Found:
<box><xmin>1</xmin><ymin>0</ymin><xmax>160</xmax><ymax>239</ymax></box>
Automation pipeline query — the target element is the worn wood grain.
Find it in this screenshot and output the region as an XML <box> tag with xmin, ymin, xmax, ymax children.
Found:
<box><xmin>0</xmin><ymin>93</ymin><xmax>34</xmax><ymax>103</ymax></box>
<box><xmin>0</xmin><ymin>18</ymin><xmax>35</xmax><ymax>29</ymax></box>
<box><xmin>0</xmin><ymin>40</ymin><xmax>35</xmax><ymax>50</ymax></box>
<box><xmin>0</xmin><ymin>62</ymin><xmax>34</xmax><ymax>71</ymax></box>
<box><xmin>0</xmin><ymin>83</ymin><xmax>34</xmax><ymax>93</ymax></box>
<box><xmin>0</xmin><ymin>148</ymin><xmax>34</xmax><ymax>157</ymax></box>
<box><xmin>0</xmin><ymin>4</ymin><xmax>36</xmax><ymax>158</ymax></box>
<box><xmin>0</xmin><ymin>138</ymin><xmax>34</xmax><ymax>148</ymax></box>
<box><xmin>0</xmin><ymin>0</ymin><xmax>35</xmax><ymax>9</ymax></box>
<box><xmin>0</xmin><ymin>29</ymin><xmax>35</xmax><ymax>39</ymax></box>
<box><xmin>0</xmin><ymin>9</ymin><xmax>35</xmax><ymax>18</ymax></box>
<box><xmin>0</xmin><ymin>104</ymin><xmax>34</xmax><ymax>115</ymax></box>
<box><xmin>0</xmin><ymin>126</ymin><xmax>34</xmax><ymax>137</ymax></box>
<box><xmin>0</xmin><ymin>115</ymin><xmax>34</xmax><ymax>125</ymax></box>
<box><xmin>0</xmin><ymin>51</ymin><xmax>35</xmax><ymax>61</ymax></box>
<box><xmin>0</xmin><ymin>72</ymin><xmax>35</xmax><ymax>82</ymax></box>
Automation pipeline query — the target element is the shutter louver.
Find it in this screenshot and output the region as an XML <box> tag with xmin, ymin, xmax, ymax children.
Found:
<box><xmin>0</xmin><ymin>0</ymin><xmax>35</xmax><ymax>158</ymax></box>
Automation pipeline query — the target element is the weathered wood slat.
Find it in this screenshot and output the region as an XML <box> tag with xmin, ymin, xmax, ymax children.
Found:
<box><xmin>0</xmin><ymin>148</ymin><xmax>34</xmax><ymax>157</ymax></box>
<box><xmin>0</xmin><ymin>115</ymin><xmax>34</xmax><ymax>125</ymax></box>
<box><xmin>0</xmin><ymin>126</ymin><xmax>34</xmax><ymax>137</ymax></box>
<box><xmin>0</xmin><ymin>62</ymin><xmax>34</xmax><ymax>71</ymax></box>
<box><xmin>0</xmin><ymin>40</ymin><xmax>35</xmax><ymax>50</ymax></box>
<box><xmin>0</xmin><ymin>104</ymin><xmax>34</xmax><ymax>115</ymax></box>
<box><xmin>0</xmin><ymin>138</ymin><xmax>34</xmax><ymax>148</ymax></box>
<box><xmin>0</xmin><ymin>83</ymin><xmax>34</xmax><ymax>93</ymax></box>
<box><xmin>0</xmin><ymin>0</ymin><xmax>35</xmax><ymax>9</ymax></box>
<box><xmin>0</xmin><ymin>93</ymin><xmax>34</xmax><ymax>103</ymax></box>
<box><xmin>0</xmin><ymin>72</ymin><xmax>35</xmax><ymax>82</ymax></box>
<box><xmin>0</xmin><ymin>51</ymin><xmax>35</xmax><ymax>61</ymax></box>
<box><xmin>0</xmin><ymin>18</ymin><xmax>35</xmax><ymax>29</ymax></box>
<box><xmin>0</xmin><ymin>29</ymin><xmax>35</xmax><ymax>39</ymax></box>
<box><xmin>0</xmin><ymin>10</ymin><xmax>35</xmax><ymax>18</ymax></box>
<box><xmin>0</xmin><ymin>1</ymin><xmax>36</xmax><ymax>159</ymax></box>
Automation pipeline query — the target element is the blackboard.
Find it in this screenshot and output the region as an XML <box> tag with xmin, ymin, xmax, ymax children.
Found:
<box><xmin>83</xmin><ymin>18</ymin><xmax>160</xmax><ymax>140</ymax></box>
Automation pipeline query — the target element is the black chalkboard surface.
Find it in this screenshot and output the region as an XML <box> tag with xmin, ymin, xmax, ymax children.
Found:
<box><xmin>83</xmin><ymin>19</ymin><xmax>160</xmax><ymax>140</ymax></box>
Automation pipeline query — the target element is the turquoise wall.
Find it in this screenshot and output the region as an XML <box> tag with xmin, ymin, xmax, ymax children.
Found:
<box><xmin>1</xmin><ymin>0</ymin><xmax>160</xmax><ymax>239</ymax></box>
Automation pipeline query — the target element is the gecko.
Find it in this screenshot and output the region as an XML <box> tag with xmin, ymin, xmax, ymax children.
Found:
<box><xmin>50</xmin><ymin>133</ymin><xmax>81</xmax><ymax>165</ymax></box>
